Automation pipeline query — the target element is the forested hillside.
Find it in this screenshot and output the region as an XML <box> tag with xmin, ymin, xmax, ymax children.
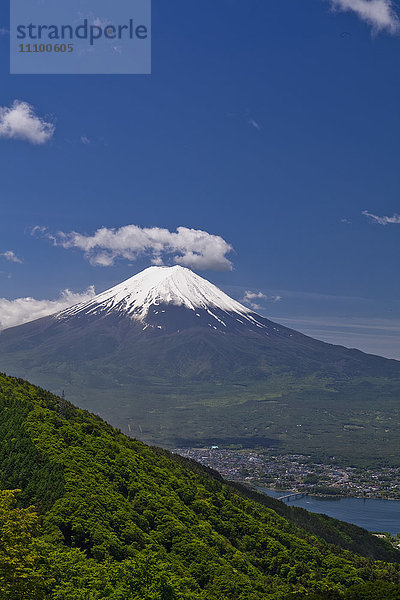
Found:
<box><xmin>1</xmin><ymin>372</ymin><xmax>400</xmax><ymax>599</ymax></box>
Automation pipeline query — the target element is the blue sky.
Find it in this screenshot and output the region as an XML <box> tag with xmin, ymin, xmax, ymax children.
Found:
<box><xmin>0</xmin><ymin>0</ymin><xmax>400</xmax><ymax>358</ymax></box>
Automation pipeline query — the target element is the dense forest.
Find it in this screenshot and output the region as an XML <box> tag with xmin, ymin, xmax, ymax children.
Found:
<box><xmin>1</xmin><ymin>372</ymin><xmax>400</xmax><ymax>599</ymax></box>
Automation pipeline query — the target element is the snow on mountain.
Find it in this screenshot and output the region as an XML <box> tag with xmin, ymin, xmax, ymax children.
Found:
<box><xmin>57</xmin><ymin>266</ymin><xmax>267</xmax><ymax>331</ymax></box>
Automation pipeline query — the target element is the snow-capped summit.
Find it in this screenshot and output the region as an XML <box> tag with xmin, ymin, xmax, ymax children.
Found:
<box><xmin>56</xmin><ymin>265</ymin><xmax>270</xmax><ymax>333</ymax></box>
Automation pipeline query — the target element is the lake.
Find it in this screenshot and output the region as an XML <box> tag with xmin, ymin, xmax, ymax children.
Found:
<box><xmin>258</xmin><ymin>488</ymin><xmax>400</xmax><ymax>535</ymax></box>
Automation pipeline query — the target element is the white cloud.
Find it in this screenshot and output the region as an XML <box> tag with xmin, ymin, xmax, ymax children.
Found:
<box><xmin>0</xmin><ymin>287</ymin><xmax>95</xmax><ymax>331</ymax></box>
<box><xmin>31</xmin><ymin>225</ymin><xmax>48</xmax><ymax>236</ymax></box>
<box><xmin>0</xmin><ymin>251</ymin><xmax>22</xmax><ymax>263</ymax></box>
<box><xmin>362</xmin><ymin>210</ymin><xmax>400</xmax><ymax>224</ymax></box>
<box><xmin>248</xmin><ymin>119</ymin><xmax>261</xmax><ymax>130</ymax></box>
<box><xmin>39</xmin><ymin>225</ymin><xmax>234</xmax><ymax>271</ymax></box>
<box><xmin>81</xmin><ymin>135</ymin><xmax>90</xmax><ymax>145</ymax></box>
<box><xmin>328</xmin><ymin>0</ymin><xmax>400</xmax><ymax>33</ymax></box>
<box><xmin>243</xmin><ymin>290</ymin><xmax>281</xmax><ymax>310</ymax></box>
<box><xmin>0</xmin><ymin>100</ymin><xmax>55</xmax><ymax>145</ymax></box>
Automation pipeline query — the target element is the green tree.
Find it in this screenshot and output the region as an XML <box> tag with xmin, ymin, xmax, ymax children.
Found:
<box><xmin>0</xmin><ymin>489</ymin><xmax>51</xmax><ymax>599</ymax></box>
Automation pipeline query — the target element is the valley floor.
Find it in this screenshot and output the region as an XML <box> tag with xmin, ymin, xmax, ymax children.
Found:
<box><xmin>174</xmin><ymin>447</ymin><xmax>400</xmax><ymax>500</ymax></box>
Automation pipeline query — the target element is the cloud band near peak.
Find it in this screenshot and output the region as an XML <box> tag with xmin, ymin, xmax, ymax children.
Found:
<box><xmin>36</xmin><ymin>224</ymin><xmax>234</xmax><ymax>272</ymax></box>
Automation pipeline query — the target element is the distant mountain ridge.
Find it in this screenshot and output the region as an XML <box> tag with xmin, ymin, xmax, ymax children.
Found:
<box><xmin>0</xmin><ymin>266</ymin><xmax>399</xmax><ymax>464</ymax></box>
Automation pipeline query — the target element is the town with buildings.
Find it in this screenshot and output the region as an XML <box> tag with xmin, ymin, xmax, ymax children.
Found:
<box><xmin>174</xmin><ymin>447</ymin><xmax>400</xmax><ymax>500</ymax></box>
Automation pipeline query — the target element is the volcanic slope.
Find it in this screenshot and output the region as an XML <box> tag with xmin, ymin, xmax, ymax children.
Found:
<box><xmin>0</xmin><ymin>266</ymin><xmax>399</xmax><ymax>463</ymax></box>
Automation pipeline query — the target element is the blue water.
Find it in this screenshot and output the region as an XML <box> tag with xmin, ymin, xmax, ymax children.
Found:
<box><xmin>258</xmin><ymin>488</ymin><xmax>400</xmax><ymax>535</ymax></box>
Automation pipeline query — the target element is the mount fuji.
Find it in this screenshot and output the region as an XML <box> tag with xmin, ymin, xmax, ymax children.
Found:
<box><xmin>56</xmin><ymin>265</ymin><xmax>274</xmax><ymax>334</ymax></box>
<box><xmin>1</xmin><ymin>265</ymin><xmax>400</xmax><ymax>462</ymax></box>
